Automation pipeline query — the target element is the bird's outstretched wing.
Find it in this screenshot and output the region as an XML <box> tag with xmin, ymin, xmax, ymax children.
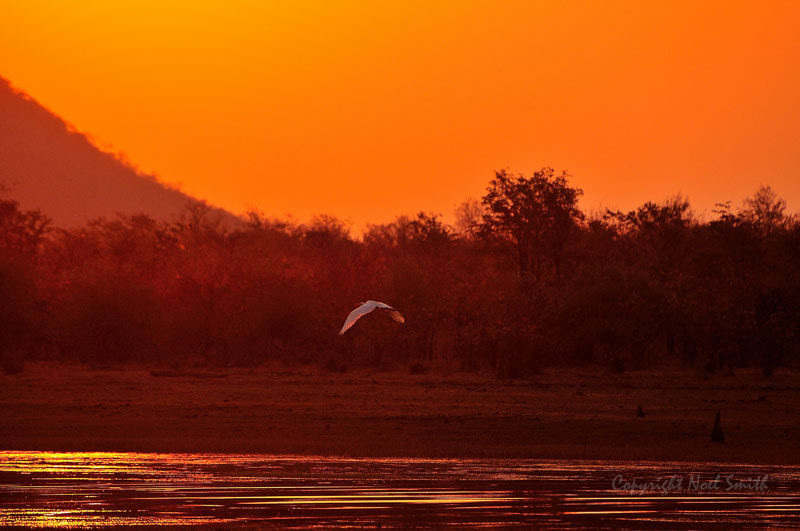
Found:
<box><xmin>370</xmin><ymin>301</ymin><xmax>405</xmax><ymax>323</ymax></box>
<box><xmin>338</xmin><ymin>301</ymin><xmax>378</xmax><ymax>335</ymax></box>
<box><xmin>338</xmin><ymin>300</ymin><xmax>405</xmax><ymax>335</ymax></box>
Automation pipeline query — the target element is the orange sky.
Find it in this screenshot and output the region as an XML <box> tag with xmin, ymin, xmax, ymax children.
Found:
<box><xmin>2</xmin><ymin>1</ymin><xmax>799</xmax><ymax>227</ymax></box>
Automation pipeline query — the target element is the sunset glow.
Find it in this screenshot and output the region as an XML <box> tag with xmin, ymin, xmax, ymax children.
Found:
<box><xmin>4</xmin><ymin>5</ymin><xmax>800</xmax><ymax>528</ymax></box>
<box><xmin>2</xmin><ymin>1</ymin><xmax>798</xmax><ymax>225</ymax></box>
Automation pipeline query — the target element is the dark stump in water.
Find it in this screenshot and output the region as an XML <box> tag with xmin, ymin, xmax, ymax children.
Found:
<box><xmin>711</xmin><ymin>409</ymin><xmax>725</xmax><ymax>443</ymax></box>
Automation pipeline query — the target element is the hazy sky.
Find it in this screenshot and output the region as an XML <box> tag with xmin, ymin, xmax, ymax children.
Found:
<box><xmin>2</xmin><ymin>0</ymin><xmax>799</xmax><ymax>227</ymax></box>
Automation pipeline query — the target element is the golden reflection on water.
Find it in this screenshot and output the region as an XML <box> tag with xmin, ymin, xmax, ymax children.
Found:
<box><xmin>1</xmin><ymin>451</ymin><xmax>799</xmax><ymax>528</ymax></box>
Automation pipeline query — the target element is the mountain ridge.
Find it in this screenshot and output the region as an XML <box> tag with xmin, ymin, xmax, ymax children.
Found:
<box><xmin>0</xmin><ymin>76</ymin><xmax>237</xmax><ymax>227</ymax></box>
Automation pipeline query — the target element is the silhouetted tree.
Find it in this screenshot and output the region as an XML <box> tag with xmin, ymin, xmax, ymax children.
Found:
<box><xmin>741</xmin><ymin>185</ymin><xmax>788</xmax><ymax>236</ymax></box>
<box><xmin>454</xmin><ymin>198</ymin><xmax>483</xmax><ymax>237</ymax></box>
<box><xmin>0</xmin><ymin>198</ymin><xmax>51</xmax><ymax>258</ymax></box>
<box><xmin>0</xmin><ymin>259</ymin><xmax>40</xmax><ymax>373</ymax></box>
<box><xmin>480</xmin><ymin>168</ymin><xmax>584</xmax><ymax>279</ymax></box>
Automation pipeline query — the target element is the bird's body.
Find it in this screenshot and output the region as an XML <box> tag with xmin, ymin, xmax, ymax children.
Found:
<box><xmin>338</xmin><ymin>300</ymin><xmax>405</xmax><ymax>335</ymax></box>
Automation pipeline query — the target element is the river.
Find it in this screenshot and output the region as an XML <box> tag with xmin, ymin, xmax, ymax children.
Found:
<box><xmin>1</xmin><ymin>451</ymin><xmax>798</xmax><ymax>528</ymax></box>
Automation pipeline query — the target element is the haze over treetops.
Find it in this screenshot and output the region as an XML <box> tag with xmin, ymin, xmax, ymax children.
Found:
<box><xmin>2</xmin><ymin>1</ymin><xmax>799</xmax><ymax>226</ymax></box>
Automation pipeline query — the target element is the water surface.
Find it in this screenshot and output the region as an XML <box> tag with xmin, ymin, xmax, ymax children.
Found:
<box><xmin>1</xmin><ymin>451</ymin><xmax>798</xmax><ymax>528</ymax></box>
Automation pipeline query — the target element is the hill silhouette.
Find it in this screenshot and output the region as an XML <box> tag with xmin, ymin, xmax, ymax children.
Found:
<box><xmin>0</xmin><ymin>76</ymin><xmax>235</xmax><ymax>226</ymax></box>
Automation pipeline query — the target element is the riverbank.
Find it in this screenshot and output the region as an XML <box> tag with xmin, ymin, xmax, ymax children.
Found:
<box><xmin>1</xmin><ymin>362</ymin><xmax>798</xmax><ymax>464</ymax></box>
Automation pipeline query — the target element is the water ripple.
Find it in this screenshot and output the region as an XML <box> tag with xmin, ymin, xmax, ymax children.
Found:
<box><xmin>0</xmin><ymin>451</ymin><xmax>798</xmax><ymax>528</ymax></box>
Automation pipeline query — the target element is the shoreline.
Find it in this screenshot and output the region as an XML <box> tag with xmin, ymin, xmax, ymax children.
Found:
<box><xmin>2</xmin><ymin>362</ymin><xmax>798</xmax><ymax>465</ymax></box>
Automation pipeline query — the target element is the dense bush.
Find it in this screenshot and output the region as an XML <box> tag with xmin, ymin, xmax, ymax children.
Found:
<box><xmin>1</xmin><ymin>176</ymin><xmax>798</xmax><ymax>376</ymax></box>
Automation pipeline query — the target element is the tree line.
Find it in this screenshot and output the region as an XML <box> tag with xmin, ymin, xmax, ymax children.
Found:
<box><xmin>1</xmin><ymin>170</ymin><xmax>798</xmax><ymax>376</ymax></box>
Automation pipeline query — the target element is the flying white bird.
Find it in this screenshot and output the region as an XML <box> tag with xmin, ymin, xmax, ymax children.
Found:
<box><xmin>338</xmin><ymin>300</ymin><xmax>405</xmax><ymax>335</ymax></box>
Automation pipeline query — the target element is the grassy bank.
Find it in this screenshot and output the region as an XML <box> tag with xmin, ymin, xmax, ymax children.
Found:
<box><xmin>1</xmin><ymin>362</ymin><xmax>798</xmax><ymax>464</ymax></box>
